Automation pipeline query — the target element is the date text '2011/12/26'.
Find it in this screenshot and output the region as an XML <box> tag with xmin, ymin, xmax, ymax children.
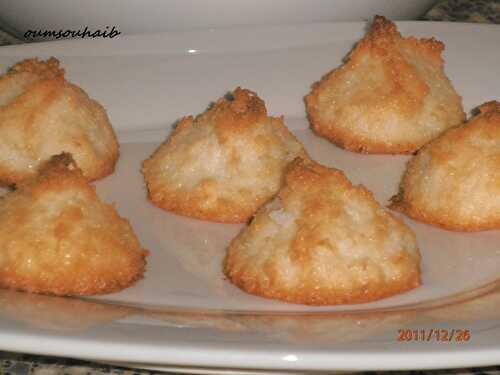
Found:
<box><xmin>397</xmin><ymin>329</ymin><xmax>471</xmax><ymax>342</ymax></box>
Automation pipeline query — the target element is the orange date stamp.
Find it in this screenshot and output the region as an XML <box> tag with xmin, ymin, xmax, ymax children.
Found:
<box><xmin>397</xmin><ymin>329</ymin><xmax>471</xmax><ymax>342</ymax></box>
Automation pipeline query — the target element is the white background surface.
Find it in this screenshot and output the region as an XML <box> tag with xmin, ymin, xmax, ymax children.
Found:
<box><xmin>0</xmin><ymin>0</ymin><xmax>436</xmax><ymax>38</ymax></box>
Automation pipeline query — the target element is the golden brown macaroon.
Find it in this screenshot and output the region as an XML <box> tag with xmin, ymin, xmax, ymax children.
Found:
<box><xmin>390</xmin><ymin>101</ymin><xmax>500</xmax><ymax>231</ymax></box>
<box><xmin>142</xmin><ymin>87</ymin><xmax>308</xmax><ymax>223</ymax></box>
<box><xmin>305</xmin><ymin>15</ymin><xmax>465</xmax><ymax>154</ymax></box>
<box><xmin>0</xmin><ymin>153</ymin><xmax>147</xmax><ymax>296</ymax></box>
<box><xmin>224</xmin><ymin>158</ymin><xmax>421</xmax><ymax>305</ymax></box>
<box><xmin>0</xmin><ymin>57</ymin><xmax>119</xmax><ymax>185</ymax></box>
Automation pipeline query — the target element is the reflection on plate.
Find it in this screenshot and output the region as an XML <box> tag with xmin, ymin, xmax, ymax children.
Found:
<box><xmin>99</xmin><ymin>361</ymin><xmax>348</xmax><ymax>375</ymax></box>
<box><xmin>100</xmin><ymin>361</ymin><xmax>357</xmax><ymax>375</ymax></box>
<box><xmin>0</xmin><ymin>290</ymin><xmax>135</xmax><ymax>331</ymax></box>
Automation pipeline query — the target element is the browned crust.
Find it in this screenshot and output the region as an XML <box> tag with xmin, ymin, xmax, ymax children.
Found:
<box><xmin>390</xmin><ymin>193</ymin><xmax>500</xmax><ymax>232</ymax></box>
<box><xmin>201</xmin><ymin>87</ymin><xmax>268</xmax><ymax>139</ymax></box>
<box><xmin>363</xmin><ymin>16</ymin><xmax>444</xmax><ymax>63</ymax></box>
<box><xmin>390</xmin><ymin>101</ymin><xmax>500</xmax><ymax>231</ymax></box>
<box><xmin>0</xmin><ymin>260</ymin><xmax>146</xmax><ymax>297</ymax></box>
<box><xmin>225</xmin><ymin>158</ymin><xmax>421</xmax><ymax>305</ymax></box>
<box><xmin>143</xmin><ymin>88</ymin><xmax>306</xmax><ymax>223</ymax></box>
<box><xmin>144</xmin><ymin>175</ymin><xmax>263</xmax><ymax>224</ymax></box>
<box><xmin>306</xmin><ymin>105</ymin><xmax>425</xmax><ymax>154</ymax></box>
<box><xmin>0</xmin><ymin>169</ymin><xmax>36</xmax><ymax>188</ymax></box>
<box><xmin>8</xmin><ymin>56</ymin><xmax>65</xmax><ymax>80</ymax></box>
<box><xmin>0</xmin><ymin>268</ymin><xmax>145</xmax><ymax>296</ymax></box>
<box><xmin>304</xmin><ymin>15</ymin><xmax>462</xmax><ymax>154</ymax></box>
<box><xmin>0</xmin><ymin>153</ymin><xmax>147</xmax><ymax>296</ymax></box>
<box><xmin>478</xmin><ymin>100</ymin><xmax>500</xmax><ymax>115</ymax></box>
<box><xmin>224</xmin><ymin>262</ymin><xmax>420</xmax><ymax>306</ymax></box>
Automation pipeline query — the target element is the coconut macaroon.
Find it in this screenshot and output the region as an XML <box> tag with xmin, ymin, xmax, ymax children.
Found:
<box><xmin>305</xmin><ymin>15</ymin><xmax>464</xmax><ymax>154</ymax></box>
<box><xmin>391</xmin><ymin>101</ymin><xmax>500</xmax><ymax>231</ymax></box>
<box><xmin>0</xmin><ymin>153</ymin><xmax>147</xmax><ymax>296</ymax></box>
<box><xmin>0</xmin><ymin>57</ymin><xmax>119</xmax><ymax>185</ymax></box>
<box><xmin>142</xmin><ymin>87</ymin><xmax>308</xmax><ymax>223</ymax></box>
<box><xmin>224</xmin><ymin>158</ymin><xmax>421</xmax><ymax>305</ymax></box>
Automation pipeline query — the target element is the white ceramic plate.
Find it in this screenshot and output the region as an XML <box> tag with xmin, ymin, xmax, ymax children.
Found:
<box><xmin>0</xmin><ymin>21</ymin><xmax>499</xmax><ymax>373</ymax></box>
